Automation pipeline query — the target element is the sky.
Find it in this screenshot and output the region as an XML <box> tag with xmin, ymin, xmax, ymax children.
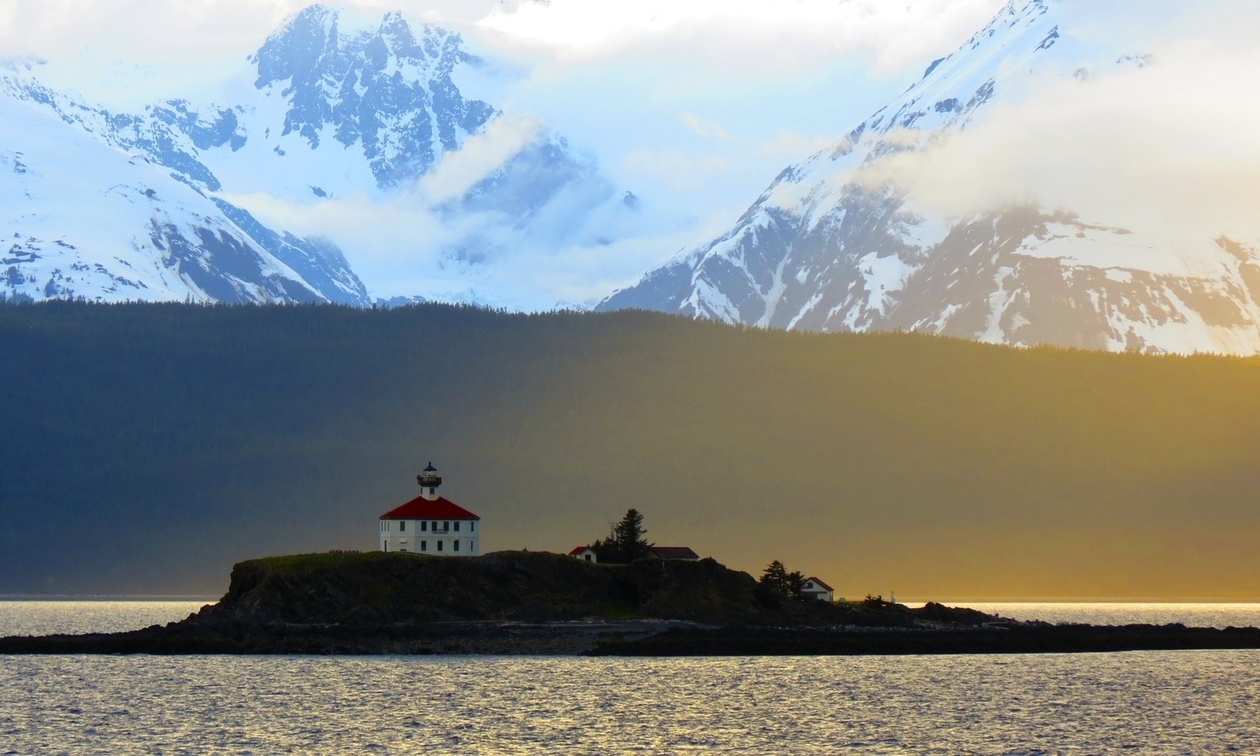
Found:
<box><xmin>0</xmin><ymin>0</ymin><xmax>1009</xmax><ymax>305</ymax></box>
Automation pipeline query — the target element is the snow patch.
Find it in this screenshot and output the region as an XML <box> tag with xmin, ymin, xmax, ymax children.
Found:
<box><xmin>857</xmin><ymin>251</ymin><xmax>918</xmax><ymax>316</ymax></box>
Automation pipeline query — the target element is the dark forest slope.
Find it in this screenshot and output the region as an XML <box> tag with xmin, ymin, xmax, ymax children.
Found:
<box><xmin>3</xmin><ymin>302</ymin><xmax>1260</xmax><ymax>598</ymax></box>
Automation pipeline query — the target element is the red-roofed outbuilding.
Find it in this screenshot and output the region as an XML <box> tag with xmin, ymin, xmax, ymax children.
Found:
<box><xmin>801</xmin><ymin>577</ymin><xmax>835</xmax><ymax>603</ymax></box>
<box><xmin>379</xmin><ymin>463</ymin><xmax>481</xmax><ymax>556</ymax></box>
<box><xmin>569</xmin><ymin>546</ymin><xmax>597</xmax><ymax>563</ymax></box>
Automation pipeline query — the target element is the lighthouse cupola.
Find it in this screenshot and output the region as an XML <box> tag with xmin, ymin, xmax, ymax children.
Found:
<box><xmin>417</xmin><ymin>462</ymin><xmax>443</xmax><ymax>500</ymax></box>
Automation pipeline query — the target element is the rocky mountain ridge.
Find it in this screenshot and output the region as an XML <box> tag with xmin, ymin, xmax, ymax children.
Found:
<box><xmin>599</xmin><ymin>0</ymin><xmax>1260</xmax><ymax>355</ymax></box>
<box><xmin>0</xmin><ymin>4</ymin><xmax>614</xmax><ymax>306</ymax></box>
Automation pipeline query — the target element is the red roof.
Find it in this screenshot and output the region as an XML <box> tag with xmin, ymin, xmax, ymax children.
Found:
<box><xmin>804</xmin><ymin>576</ymin><xmax>834</xmax><ymax>591</ymax></box>
<box><xmin>649</xmin><ymin>546</ymin><xmax>700</xmax><ymax>560</ymax></box>
<box><xmin>380</xmin><ymin>496</ymin><xmax>480</xmax><ymax>521</ymax></box>
<box><xmin>569</xmin><ymin>546</ymin><xmax>593</xmax><ymax>555</ymax></box>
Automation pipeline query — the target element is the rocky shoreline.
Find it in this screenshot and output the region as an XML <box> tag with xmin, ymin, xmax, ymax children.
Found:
<box><xmin>4</xmin><ymin>617</ymin><xmax>1259</xmax><ymax>657</ymax></box>
<box><xmin>4</xmin><ymin>551</ymin><xmax>1258</xmax><ymax>657</ymax></box>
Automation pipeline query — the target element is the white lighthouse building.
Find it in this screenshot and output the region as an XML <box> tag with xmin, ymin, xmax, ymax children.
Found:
<box><xmin>379</xmin><ymin>463</ymin><xmax>481</xmax><ymax>556</ymax></box>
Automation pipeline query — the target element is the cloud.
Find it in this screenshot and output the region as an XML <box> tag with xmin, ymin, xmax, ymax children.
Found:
<box><xmin>855</xmin><ymin>36</ymin><xmax>1260</xmax><ymax>248</ymax></box>
<box><xmin>680</xmin><ymin>112</ymin><xmax>733</xmax><ymax>142</ymax></box>
<box><xmin>223</xmin><ymin>181</ymin><xmax>694</xmax><ymax>308</ymax></box>
<box><xmin>0</xmin><ymin>0</ymin><xmax>530</xmax><ymax>61</ymax></box>
<box><xmin>419</xmin><ymin>115</ymin><xmax>541</xmax><ymax>203</ymax></box>
<box><xmin>477</xmin><ymin>0</ymin><xmax>1006</xmax><ymax>75</ymax></box>
<box><xmin>622</xmin><ymin>149</ymin><xmax>730</xmax><ymax>192</ymax></box>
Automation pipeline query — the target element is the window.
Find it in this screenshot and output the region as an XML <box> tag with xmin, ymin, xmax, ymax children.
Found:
<box><xmin>443</xmin><ymin>521</ymin><xmax>450</xmax><ymax>532</ymax></box>
<box><xmin>400</xmin><ymin>548</ymin><xmax>408</xmax><ymax>553</ymax></box>
<box><xmin>421</xmin><ymin>521</ymin><xmax>428</xmax><ymax>532</ymax></box>
<box><xmin>454</xmin><ymin>540</ymin><xmax>460</xmax><ymax>552</ymax></box>
<box><xmin>421</xmin><ymin>541</ymin><xmax>427</xmax><ymax>552</ymax></box>
<box><xmin>454</xmin><ymin>522</ymin><xmax>460</xmax><ymax>532</ymax></box>
<box><xmin>400</xmin><ymin>521</ymin><xmax>406</xmax><ymax>532</ymax></box>
<box><xmin>437</xmin><ymin>541</ymin><xmax>444</xmax><ymax>552</ymax></box>
<box><xmin>432</xmin><ymin>521</ymin><xmax>438</xmax><ymax>531</ymax></box>
<box><xmin>584</xmin><ymin>554</ymin><xmax>592</xmax><ymax>562</ymax></box>
<box><xmin>384</xmin><ymin>543</ymin><xmax>388</xmax><ymax>552</ymax></box>
<box><xmin>471</xmin><ymin>522</ymin><xmax>476</xmax><ymax>532</ymax></box>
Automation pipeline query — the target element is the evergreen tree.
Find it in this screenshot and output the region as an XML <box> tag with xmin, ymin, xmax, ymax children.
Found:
<box><xmin>590</xmin><ymin>508</ymin><xmax>653</xmax><ymax>563</ymax></box>
<box><xmin>759</xmin><ymin>560</ymin><xmax>806</xmax><ymax>599</ymax></box>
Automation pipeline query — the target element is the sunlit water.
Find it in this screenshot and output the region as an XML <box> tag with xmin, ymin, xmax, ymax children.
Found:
<box><xmin>3</xmin><ymin>653</ymin><xmax>1259</xmax><ymax>754</ymax></box>
<box><xmin>0</xmin><ymin>602</ymin><xmax>208</xmax><ymax>637</ymax></box>
<box><xmin>954</xmin><ymin>603</ymin><xmax>1260</xmax><ymax>630</ymax></box>
<box><xmin>3</xmin><ymin>603</ymin><xmax>1260</xmax><ymax>754</ymax></box>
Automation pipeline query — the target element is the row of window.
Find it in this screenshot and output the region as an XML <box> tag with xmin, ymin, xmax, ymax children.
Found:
<box><xmin>385</xmin><ymin>539</ymin><xmax>477</xmax><ymax>554</ymax></box>
<box><xmin>380</xmin><ymin>520</ymin><xmax>476</xmax><ymax>533</ymax></box>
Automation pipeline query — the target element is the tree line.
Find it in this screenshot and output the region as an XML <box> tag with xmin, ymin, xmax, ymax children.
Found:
<box><xmin>586</xmin><ymin>509</ymin><xmax>815</xmax><ymax>601</ymax></box>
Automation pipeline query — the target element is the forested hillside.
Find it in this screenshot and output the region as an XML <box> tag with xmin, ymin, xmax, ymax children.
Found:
<box><xmin>3</xmin><ymin>302</ymin><xmax>1260</xmax><ymax>599</ymax></box>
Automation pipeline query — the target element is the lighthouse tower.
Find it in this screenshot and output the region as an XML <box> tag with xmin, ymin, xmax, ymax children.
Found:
<box><xmin>418</xmin><ymin>462</ymin><xmax>442</xmax><ymax>499</ymax></box>
<box><xmin>379</xmin><ymin>463</ymin><xmax>481</xmax><ymax>556</ymax></box>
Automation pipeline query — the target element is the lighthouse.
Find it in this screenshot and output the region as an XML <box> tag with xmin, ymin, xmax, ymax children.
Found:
<box><xmin>379</xmin><ymin>463</ymin><xmax>481</xmax><ymax>556</ymax></box>
<box><xmin>418</xmin><ymin>463</ymin><xmax>441</xmax><ymax>499</ymax></box>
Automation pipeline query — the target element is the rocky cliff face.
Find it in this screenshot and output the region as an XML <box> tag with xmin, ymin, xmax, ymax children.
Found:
<box><xmin>600</xmin><ymin>0</ymin><xmax>1260</xmax><ymax>355</ymax></box>
<box><xmin>252</xmin><ymin>6</ymin><xmax>496</xmax><ymax>189</ymax></box>
<box><xmin>203</xmin><ymin>551</ymin><xmax>771</xmax><ymax>625</ymax></box>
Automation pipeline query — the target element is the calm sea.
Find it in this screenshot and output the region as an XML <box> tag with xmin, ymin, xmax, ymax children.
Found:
<box><xmin>2</xmin><ymin>602</ymin><xmax>1259</xmax><ymax>754</ymax></box>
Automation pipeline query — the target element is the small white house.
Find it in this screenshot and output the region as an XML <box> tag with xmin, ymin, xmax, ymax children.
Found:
<box><xmin>800</xmin><ymin>577</ymin><xmax>835</xmax><ymax>602</ymax></box>
<box><xmin>379</xmin><ymin>463</ymin><xmax>481</xmax><ymax>556</ymax></box>
<box><xmin>569</xmin><ymin>546</ymin><xmax>597</xmax><ymax>563</ymax></box>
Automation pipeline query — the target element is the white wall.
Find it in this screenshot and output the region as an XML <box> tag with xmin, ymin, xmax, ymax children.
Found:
<box><xmin>380</xmin><ymin>518</ymin><xmax>480</xmax><ymax>556</ymax></box>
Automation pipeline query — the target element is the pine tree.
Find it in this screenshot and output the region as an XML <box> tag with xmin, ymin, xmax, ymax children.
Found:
<box><xmin>760</xmin><ymin>560</ymin><xmax>790</xmax><ymax>593</ymax></box>
<box><xmin>759</xmin><ymin>560</ymin><xmax>806</xmax><ymax>599</ymax></box>
<box><xmin>590</xmin><ymin>508</ymin><xmax>653</xmax><ymax>563</ymax></box>
<box><xmin>613</xmin><ymin>508</ymin><xmax>651</xmax><ymax>560</ymax></box>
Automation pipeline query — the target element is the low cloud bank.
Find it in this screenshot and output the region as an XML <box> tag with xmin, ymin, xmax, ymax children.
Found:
<box><xmin>851</xmin><ymin>35</ymin><xmax>1260</xmax><ymax>249</ymax></box>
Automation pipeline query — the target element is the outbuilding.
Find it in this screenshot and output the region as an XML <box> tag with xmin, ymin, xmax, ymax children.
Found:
<box><xmin>648</xmin><ymin>546</ymin><xmax>700</xmax><ymax>561</ymax></box>
<box><xmin>800</xmin><ymin>577</ymin><xmax>835</xmax><ymax>602</ymax></box>
<box><xmin>379</xmin><ymin>463</ymin><xmax>480</xmax><ymax>556</ymax></box>
<box><xmin>569</xmin><ymin>546</ymin><xmax>597</xmax><ymax>563</ymax></box>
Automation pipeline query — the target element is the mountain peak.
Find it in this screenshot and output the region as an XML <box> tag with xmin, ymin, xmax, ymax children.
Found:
<box><xmin>249</xmin><ymin>4</ymin><xmax>494</xmax><ymax>185</ymax></box>
<box><xmin>599</xmin><ymin>0</ymin><xmax>1260</xmax><ymax>356</ymax></box>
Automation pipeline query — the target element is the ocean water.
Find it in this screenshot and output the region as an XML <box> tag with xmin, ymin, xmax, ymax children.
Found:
<box><xmin>0</xmin><ymin>601</ymin><xmax>208</xmax><ymax>638</ymax></box>
<box><xmin>952</xmin><ymin>602</ymin><xmax>1260</xmax><ymax>630</ymax></box>
<box><xmin>3</xmin><ymin>652</ymin><xmax>1259</xmax><ymax>754</ymax></box>
<box><xmin>2</xmin><ymin>603</ymin><xmax>1260</xmax><ymax>754</ymax></box>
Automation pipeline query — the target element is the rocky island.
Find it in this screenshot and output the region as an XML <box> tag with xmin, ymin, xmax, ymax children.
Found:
<box><xmin>3</xmin><ymin>551</ymin><xmax>1260</xmax><ymax>656</ymax></box>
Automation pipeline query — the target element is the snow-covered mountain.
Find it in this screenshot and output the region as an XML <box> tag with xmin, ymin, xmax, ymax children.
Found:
<box><xmin>0</xmin><ymin>67</ymin><xmax>353</xmax><ymax>305</ymax></box>
<box><xmin>0</xmin><ymin>5</ymin><xmax>618</xmax><ymax>306</ymax></box>
<box><xmin>599</xmin><ymin>0</ymin><xmax>1260</xmax><ymax>355</ymax></box>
